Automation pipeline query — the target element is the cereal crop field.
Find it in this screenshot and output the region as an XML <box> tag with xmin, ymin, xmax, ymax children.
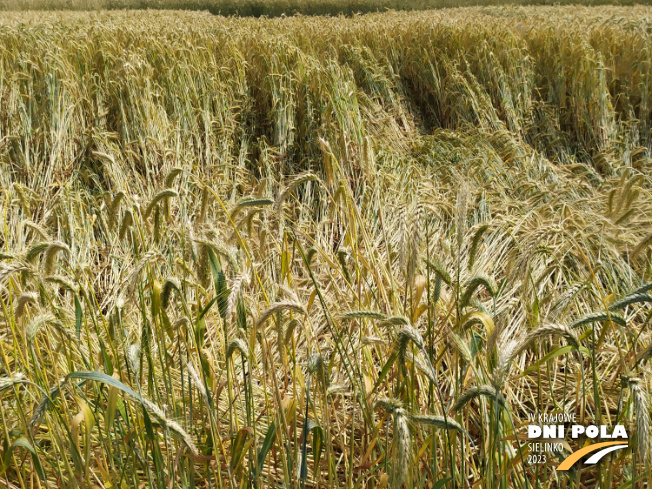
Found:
<box><xmin>0</xmin><ymin>5</ymin><xmax>651</xmax><ymax>488</ymax></box>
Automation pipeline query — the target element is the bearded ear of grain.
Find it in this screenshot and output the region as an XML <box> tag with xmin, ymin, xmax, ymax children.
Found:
<box><xmin>164</xmin><ymin>167</ymin><xmax>182</xmax><ymax>187</ymax></box>
<box><xmin>341</xmin><ymin>311</ymin><xmax>388</xmax><ymax>321</ymax></box>
<box><xmin>374</xmin><ymin>397</ymin><xmax>403</xmax><ymax>414</ymax></box>
<box><xmin>548</xmin><ymin>283</ymin><xmax>585</xmax><ymax>321</ymax></box>
<box><xmin>141</xmin><ymin>398</ymin><xmax>199</xmax><ymax>456</ymax></box>
<box><xmin>26</xmin><ymin>314</ymin><xmax>64</xmax><ymax>343</ymax></box>
<box><xmin>380</xmin><ymin>316</ymin><xmax>409</xmax><ymax>328</ymax></box>
<box><xmin>424</xmin><ymin>259</ymin><xmax>452</xmax><ymax>286</ymax></box>
<box><xmin>629</xmin><ymin>378</ymin><xmax>650</xmax><ymax>461</ymax></box>
<box><xmin>630</xmin><ymin>282</ymin><xmax>652</xmax><ymax>296</ymax></box>
<box><xmin>13</xmin><ymin>183</ymin><xmax>32</xmax><ymax>217</ymax></box>
<box><xmin>373</xmin><ymin>399</ymin><xmax>409</xmax><ymax>487</ymax></box>
<box><xmin>231</xmin><ymin>197</ymin><xmax>273</xmax><ymax>220</ymax></box>
<box><xmin>410</xmin><ymin>414</ymin><xmax>466</xmax><ymax>432</ymax></box>
<box><xmin>337</xmin><ymin>249</ymin><xmax>351</xmax><ymax>284</ymax></box>
<box><xmin>493</xmin><ymin>323</ymin><xmax>578</xmax><ymax>388</ymax></box>
<box><xmin>284</xmin><ymin>319</ymin><xmax>300</xmax><ymax>345</ymax></box>
<box><xmin>226</xmin><ymin>272</ymin><xmax>247</xmax><ymax>319</ymax></box>
<box><xmin>45</xmin><ymin>275</ymin><xmax>78</xmax><ymax>294</ymax></box>
<box><xmin>275</xmin><ymin>172</ymin><xmax>319</xmax><ymax>213</ymax></box>
<box><xmin>447</xmin><ymin>329</ymin><xmax>473</xmax><ymax>364</ymax></box>
<box><xmin>305</xmin><ymin>248</ymin><xmax>317</xmax><ymax>268</ymax></box>
<box><xmin>307</xmin><ymin>353</ymin><xmax>330</xmax><ymax>388</ymax></box>
<box><xmin>185</xmin><ymin>359</ymin><xmax>209</xmax><ymax>406</ymax></box>
<box><xmin>197</xmin><ymin>240</ymin><xmax>239</xmax><ymax>274</ymax></box>
<box><xmin>616</xmin><ymin>175</ymin><xmax>644</xmax><ymax>215</ymax></box>
<box><xmin>460</xmin><ymin>274</ymin><xmax>497</xmax><ymax>308</ymax></box>
<box><xmin>0</xmin><ymin>374</ymin><xmax>26</xmax><ymax>392</ymax></box>
<box><xmin>161</xmin><ymin>278</ymin><xmax>181</xmax><ymax>310</ymax></box>
<box><xmin>327</xmin><ymin>384</ymin><xmax>349</xmax><ymax>397</ymax></box>
<box><xmin>492</xmin><ymin>339</ymin><xmax>519</xmax><ymax>389</ymax></box>
<box><xmin>25</xmin><ymin>243</ymin><xmax>49</xmax><ymax>263</ymax></box>
<box><xmin>15</xmin><ymin>292</ymin><xmax>38</xmax><ymax>319</ymax></box>
<box><xmin>197</xmin><ymin>185</ymin><xmax>210</xmax><ymax>225</ymax></box>
<box><xmin>433</xmin><ymin>275</ymin><xmax>442</xmax><ymax>304</ymax></box>
<box><xmin>571</xmin><ymin>311</ymin><xmax>626</xmax><ymax>329</ymax></box>
<box><xmin>0</xmin><ymin>262</ymin><xmax>34</xmax><ymax>284</ymax></box>
<box><xmin>153</xmin><ymin>206</ymin><xmax>162</xmax><ymax>242</ymax></box>
<box><xmin>255</xmin><ymin>301</ymin><xmax>306</xmax><ymax>328</ymax></box>
<box><xmin>615</xmin><ymin>207</ymin><xmax>636</xmax><ymax>225</ymax></box>
<box><xmin>486</xmin><ymin>318</ymin><xmax>504</xmax><ymax>359</ymax></box>
<box><xmin>226</xmin><ymin>338</ymin><xmax>249</xmax><ymax>360</ymax></box>
<box><xmin>521</xmin><ymin>323</ymin><xmax>579</xmax><ymax>353</ymax></box>
<box><xmin>24</xmin><ymin>220</ymin><xmax>50</xmax><ymax>240</ymax></box>
<box><xmin>29</xmin><ymin>384</ymin><xmax>63</xmax><ymax>431</ymax></box>
<box><xmin>511</xmin><ymin>323</ymin><xmax>580</xmax><ymax>365</ymax></box>
<box><xmin>393</xmin><ymin>408</ymin><xmax>410</xmax><ymax>489</ymax></box>
<box><xmin>145</xmin><ymin>189</ymin><xmax>178</xmax><ymax>219</ymax></box>
<box><xmin>452</xmin><ymin>385</ymin><xmax>505</xmax><ymax>411</ymax></box>
<box><xmin>118</xmin><ymin>209</ymin><xmax>134</xmax><ymax>240</ymax></box>
<box><xmin>610</xmin><ymin>293</ymin><xmax>652</xmax><ymax>311</ymax></box>
<box><xmin>127</xmin><ymin>344</ymin><xmax>140</xmax><ymax>373</ymax></box>
<box><xmin>460</xmin><ymin>311</ymin><xmax>495</xmax><ymax>335</ymax></box>
<box><xmin>44</xmin><ymin>242</ymin><xmax>69</xmax><ymax>275</ymax></box>
<box><xmin>397</xmin><ymin>325</ymin><xmax>424</xmax><ymax>351</ymax></box>
<box><xmin>396</xmin><ymin>326</ymin><xmax>427</xmax><ymax>373</ymax></box>
<box><xmin>173</xmin><ymin>317</ymin><xmax>189</xmax><ymax>330</ymax></box>
<box><xmin>468</xmin><ymin>224</ymin><xmax>490</xmax><ymax>271</ymax></box>
<box><xmin>108</xmin><ymin>191</ymin><xmax>126</xmax><ymax>230</ymax></box>
<box><xmin>318</xmin><ymin>138</ymin><xmax>336</xmax><ymax>190</ymax></box>
<box><xmin>632</xmin><ymin>233</ymin><xmax>652</xmax><ymax>259</ymax></box>
<box><xmin>406</xmin><ymin>350</ymin><xmax>437</xmax><ymax>384</ymax></box>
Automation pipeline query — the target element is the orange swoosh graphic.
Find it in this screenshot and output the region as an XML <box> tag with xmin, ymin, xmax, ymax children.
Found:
<box><xmin>556</xmin><ymin>441</ymin><xmax>627</xmax><ymax>471</ymax></box>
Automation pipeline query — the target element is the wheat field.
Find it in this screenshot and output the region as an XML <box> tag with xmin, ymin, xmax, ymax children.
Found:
<box><xmin>0</xmin><ymin>5</ymin><xmax>652</xmax><ymax>488</ymax></box>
